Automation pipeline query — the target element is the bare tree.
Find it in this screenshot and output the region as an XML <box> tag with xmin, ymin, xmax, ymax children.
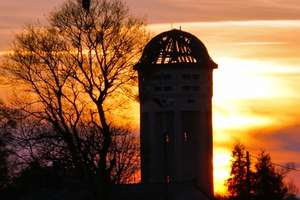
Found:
<box><xmin>109</xmin><ymin>127</ymin><xmax>140</xmax><ymax>184</ymax></box>
<box><xmin>1</xmin><ymin>0</ymin><xmax>148</xmax><ymax>199</ymax></box>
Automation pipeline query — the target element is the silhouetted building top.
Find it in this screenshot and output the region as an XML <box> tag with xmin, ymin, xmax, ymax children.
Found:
<box><xmin>135</xmin><ymin>29</ymin><xmax>217</xmax><ymax>69</ymax></box>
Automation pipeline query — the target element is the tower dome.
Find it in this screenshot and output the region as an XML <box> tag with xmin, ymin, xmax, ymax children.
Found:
<box><xmin>136</xmin><ymin>29</ymin><xmax>217</xmax><ymax>69</ymax></box>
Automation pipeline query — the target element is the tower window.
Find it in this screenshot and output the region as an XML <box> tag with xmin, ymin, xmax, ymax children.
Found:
<box><xmin>187</xmin><ymin>99</ymin><xmax>195</xmax><ymax>103</ymax></box>
<box><xmin>182</xmin><ymin>85</ymin><xmax>191</xmax><ymax>91</ymax></box>
<box><xmin>192</xmin><ymin>86</ymin><xmax>200</xmax><ymax>91</ymax></box>
<box><xmin>182</xmin><ymin>74</ymin><xmax>191</xmax><ymax>80</ymax></box>
<box><xmin>164</xmin><ymin>86</ymin><xmax>173</xmax><ymax>91</ymax></box>
<box><xmin>165</xmin><ymin>134</ymin><xmax>170</xmax><ymax>143</ymax></box>
<box><xmin>184</xmin><ymin>131</ymin><xmax>188</xmax><ymax>142</ymax></box>
<box><xmin>166</xmin><ymin>175</ymin><xmax>171</xmax><ymax>183</ymax></box>
<box><xmin>153</xmin><ymin>75</ymin><xmax>161</xmax><ymax>80</ymax></box>
<box><xmin>163</xmin><ymin>74</ymin><xmax>172</xmax><ymax>80</ymax></box>
<box><xmin>154</xmin><ymin>86</ymin><xmax>162</xmax><ymax>91</ymax></box>
<box><xmin>192</xmin><ymin>74</ymin><xmax>200</xmax><ymax>80</ymax></box>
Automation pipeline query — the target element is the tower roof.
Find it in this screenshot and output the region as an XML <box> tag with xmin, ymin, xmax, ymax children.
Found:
<box><xmin>135</xmin><ymin>29</ymin><xmax>217</xmax><ymax>69</ymax></box>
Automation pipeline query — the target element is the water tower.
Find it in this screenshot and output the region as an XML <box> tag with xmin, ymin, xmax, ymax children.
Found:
<box><xmin>134</xmin><ymin>29</ymin><xmax>217</xmax><ymax>198</ymax></box>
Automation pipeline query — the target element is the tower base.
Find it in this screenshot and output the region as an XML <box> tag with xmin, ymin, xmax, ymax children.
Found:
<box><xmin>110</xmin><ymin>183</ymin><xmax>213</xmax><ymax>200</ymax></box>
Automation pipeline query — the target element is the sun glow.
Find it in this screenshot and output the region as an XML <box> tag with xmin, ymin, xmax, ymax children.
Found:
<box><xmin>211</xmin><ymin>56</ymin><xmax>300</xmax><ymax>194</ymax></box>
<box><xmin>213</xmin><ymin>57</ymin><xmax>286</xmax><ymax>100</ymax></box>
<box><xmin>213</xmin><ymin>148</ymin><xmax>232</xmax><ymax>194</ymax></box>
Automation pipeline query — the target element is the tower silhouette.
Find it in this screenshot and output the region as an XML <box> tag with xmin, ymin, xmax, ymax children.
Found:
<box><xmin>134</xmin><ymin>29</ymin><xmax>217</xmax><ymax>198</ymax></box>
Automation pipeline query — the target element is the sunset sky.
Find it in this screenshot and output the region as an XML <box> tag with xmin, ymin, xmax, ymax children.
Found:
<box><xmin>1</xmin><ymin>0</ymin><xmax>300</xmax><ymax>194</ymax></box>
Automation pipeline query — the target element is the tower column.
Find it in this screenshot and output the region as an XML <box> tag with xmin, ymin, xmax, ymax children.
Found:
<box><xmin>135</xmin><ymin>29</ymin><xmax>218</xmax><ymax>199</ymax></box>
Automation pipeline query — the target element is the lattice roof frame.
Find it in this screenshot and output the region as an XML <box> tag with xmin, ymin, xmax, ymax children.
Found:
<box><xmin>136</xmin><ymin>29</ymin><xmax>217</xmax><ymax>68</ymax></box>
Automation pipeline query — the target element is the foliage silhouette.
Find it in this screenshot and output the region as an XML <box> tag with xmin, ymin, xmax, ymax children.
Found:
<box><xmin>253</xmin><ymin>151</ymin><xmax>288</xmax><ymax>200</ymax></box>
<box><xmin>0</xmin><ymin>137</ymin><xmax>9</xmax><ymax>190</ymax></box>
<box><xmin>226</xmin><ymin>143</ymin><xmax>254</xmax><ymax>200</ymax></box>
<box><xmin>0</xmin><ymin>102</ymin><xmax>18</xmax><ymax>191</ymax></box>
<box><xmin>226</xmin><ymin>144</ymin><xmax>297</xmax><ymax>200</ymax></box>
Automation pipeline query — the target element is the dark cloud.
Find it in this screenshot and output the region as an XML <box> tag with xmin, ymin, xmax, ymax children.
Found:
<box><xmin>243</xmin><ymin>124</ymin><xmax>300</xmax><ymax>189</ymax></box>
<box><xmin>261</xmin><ymin>125</ymin><xmax>300</xmax><ymax>152</ymax></box>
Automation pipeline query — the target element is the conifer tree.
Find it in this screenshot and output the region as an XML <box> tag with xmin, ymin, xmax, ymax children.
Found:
<box><xmin>226</xmin><ymin>145</ymin><xmax>296</xmax><ymax>200</ymax></box>
<box><xmin>253</xmin><ymin>151</ymin><xmax>288</xmax><ymax>200</ymax></box>
<box><xmin>226</xmin><ymin>143</ymin><xmax>254</xmax><ymax>200</ymax></box>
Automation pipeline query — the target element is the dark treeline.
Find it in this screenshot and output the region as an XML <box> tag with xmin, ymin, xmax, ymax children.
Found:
<box><xmin>215</xmin><ymin>143</ymin><xmax>299</xmax><ymax>200</ymax></box>
<box><xmin>0</xmin><ymin>101</ymin><xmax>140</xmax><ymax>200</ymax></box>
